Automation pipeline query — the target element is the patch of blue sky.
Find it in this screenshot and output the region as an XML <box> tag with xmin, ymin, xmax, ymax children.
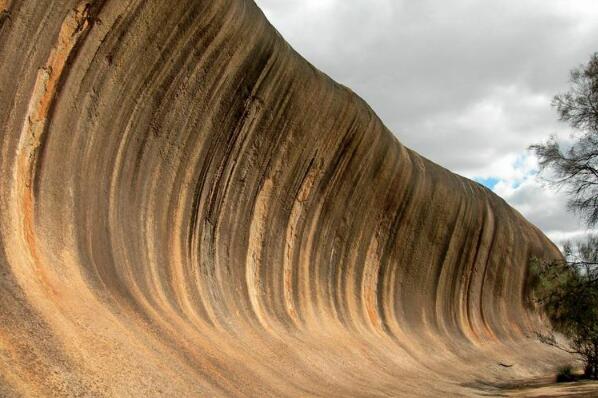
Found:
<box><xmin>474</xmin><ymin>177</ymin><xmax>500</xmax><ymax>190</ymax></box>
<box><xmin>510</xmin><ymin>153</ymin><xmax>539</xmax><ymax>189</ymax></box>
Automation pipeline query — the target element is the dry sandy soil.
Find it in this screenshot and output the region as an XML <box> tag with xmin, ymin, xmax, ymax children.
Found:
<box><xmin>501</xmin><ymin>378</ymin><xmax>598</xmax><ymax>397</ymax></box>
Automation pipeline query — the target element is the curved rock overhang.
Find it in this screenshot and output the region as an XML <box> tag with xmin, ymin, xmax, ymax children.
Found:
<box><xmin>0</xmin><ymin>1</ymin><xmax>566</xmax><ymax>396</ymax></box>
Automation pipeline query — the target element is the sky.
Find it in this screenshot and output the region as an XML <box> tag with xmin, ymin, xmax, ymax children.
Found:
<box><xmin>254</xmin><ymin>0</ymin><xmax>598</xmax><ymax>246</ymax></box>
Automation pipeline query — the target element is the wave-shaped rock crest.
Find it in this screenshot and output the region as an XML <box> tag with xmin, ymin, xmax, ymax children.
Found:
<box><xmin>0</xmin><ymin>1</ymin><xmax>564</xmax><ymax>396</ymax></box>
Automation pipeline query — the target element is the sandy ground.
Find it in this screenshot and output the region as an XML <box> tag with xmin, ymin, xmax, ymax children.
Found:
<box><xmin>505</xmin><ymin>381</ymin><xmax>598</xmax><ymax>397</ymax></box>
<box><xmin>470</xmin><ymin>376</ymin><xmax>598</xmax><ymax>397</ymax></box>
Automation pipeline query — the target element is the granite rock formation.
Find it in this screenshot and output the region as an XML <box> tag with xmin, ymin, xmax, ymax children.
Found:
<box><xmin>0</xmin><ymin>0</ymin><xmax>568</xmax><ymax>396</ymax></box>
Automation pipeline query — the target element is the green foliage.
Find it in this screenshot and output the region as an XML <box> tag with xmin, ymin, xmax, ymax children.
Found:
<box><xmin>530</xmin><ymin>51</ymin><xmax>598</xmax><ymax>380</ymax></box>
<box><xmin>530</xmin><ymin>52</ymin><xmax>598</xmax><ymax>227</ymax></box>
<box><xmin>556</xmin><ymin>365</ymin><xmax>575</xmax><ymax>383</ymax></box>
<box><xmin>530</xmin><ymin>237</ymin><xmax>598</xmax><ymax>379</ymax></box>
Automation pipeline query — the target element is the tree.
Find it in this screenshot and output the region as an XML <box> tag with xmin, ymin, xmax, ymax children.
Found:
<box><xmin>529</xmin><ymin>239</ymin><xmax>598</xmax><ymax>379</ymax></box>
<box><xmin>530</xmin><ymin>52</ymin><xmax>598</xmax><ymax>380</ymax></box>
<box><xmin>531</xmin><ymin>52</ymin><xmax>598</xmax><ymax>227</ymax></box>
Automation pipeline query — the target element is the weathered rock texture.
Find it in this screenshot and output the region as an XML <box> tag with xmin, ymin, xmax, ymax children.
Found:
<box><xmin>0</xmin><ymin>0</ymin><xmax>567</xmax><ymax>396</ymax></box>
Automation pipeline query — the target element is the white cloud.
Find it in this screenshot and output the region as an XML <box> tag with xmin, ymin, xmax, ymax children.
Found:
<box><xmin>493</xmin><ymin>174</ymin><xmax>594</xmax><ymax>246</ymax></box>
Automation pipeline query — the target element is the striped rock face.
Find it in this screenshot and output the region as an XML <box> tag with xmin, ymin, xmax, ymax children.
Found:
<box><xmin>0</xmin><ymin>1</ymin><xmax>569</xmax><ymax>396</ymax></box>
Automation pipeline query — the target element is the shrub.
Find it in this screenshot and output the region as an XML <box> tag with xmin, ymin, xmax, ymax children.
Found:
<box><xmin>556</xmin><ymin>365</ymin><xmax>575</xmax><ymax>383</ymax></box>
